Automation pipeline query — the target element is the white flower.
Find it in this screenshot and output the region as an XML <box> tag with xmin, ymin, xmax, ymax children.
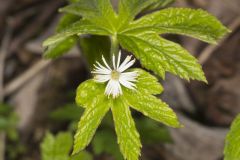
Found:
<box><xmin>92</xmin><ymin>51</ymin><xmax>138</xmax><ymax>98</ymax></box>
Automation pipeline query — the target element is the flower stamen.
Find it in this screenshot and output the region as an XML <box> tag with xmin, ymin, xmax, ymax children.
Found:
<box><xmin>111</xmin><ymin>70</ymin><xmax>120</xmax><ymax>80</ymax></box>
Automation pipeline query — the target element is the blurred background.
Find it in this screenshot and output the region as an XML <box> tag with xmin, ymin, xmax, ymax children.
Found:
<box><xmin>0</xmin><ymin>0</ymin><xmax>240</xmax><ymax>160</ymax></box>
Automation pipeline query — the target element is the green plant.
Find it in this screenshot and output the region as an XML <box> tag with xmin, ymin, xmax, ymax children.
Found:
<box><xmin>92</xmin><ymin>118</ymin><xmax>172</xmax><ymax>160</ymax></box>
<box><xmin>0</xmin><ymin>104</ymin><xmax>18</xmax><ymax>140</ymax></box>
<box><xmin>50</xmin><ymin>100</ymin><xmax>171</xmax><ymax>159</ymax></box>
<box><xmin>43</xmin><ymin>0</ymin><xmax>228</xmax><ymax>159</ymax></box>
<box><xmin>224</xmin><ymin>114</ymin><xmax>240</xmax><ymax>160</ymax></box>
<box><xmin>41</xmin><ymin>132</ymin><xmax>93</xmax><ymax>160</ymax></box>
<box><xmin>0</xmin><ymin>104</ymin><xmax>25</xmax><ymax>160</ymax></box>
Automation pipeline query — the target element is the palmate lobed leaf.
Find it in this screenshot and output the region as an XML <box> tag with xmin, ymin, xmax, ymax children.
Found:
<box><xmin>45</xmin><ymin>4</ymin><xmax>228</xmax><ymax>81</ymax></box>
<box><xmin>124</xmin><ymin>92</ymin><xmax>181</xmax><ymax>128</ymax></box>
<box><xmin>43</xmin><ymin>0</ymin><xmax>228</xmax><ymax>82</ymax></box>
<box><xmin>43</xmin><ymin>1</ymin><xmax>229</xmax><ymax>159</ymax></box>
<box><xmin>43</xmin><ymin>13</ymin><xmax>80</xmax><ymax>59</ymax></box>
<box><xmin>75</xmin><ymin>80</ymin><xmax>105</xmax><ymax>108</ymax></box>
<box><xmin>118</xmin><ymin>0</ymin><xmax>175</xmax><ymax>28</ymax></box>
<box><xmin>60</xmin><ymin>0</ymin><xmax>117</xmax><ymax>33</ymax></box>
<box><xmin>120</xmin><ymin>8</ymin><xmax>229</xmax><ymax>44</ymax></box>
<box><xmin>62</xmin><ymin>0</ymin><xmax>175</xmax><ymax>31</ymax></box>
<box><xmin>56</xmin><ymin>13</ymin><xmax>80</xmax><ymax>33</ymax></box>
<box><xmin>129</xmin><ymin>68</ymin><xmax>163</xmax><ymax>95</ymax></box>
<box><xmin>43</xmin><ymin>19</ymin><xmax>110</xmax><ymax>47</ymax></box>
<box><xmin>224</xmin><ymin>114</ymin><xmax>240</xmax><ymax>160</ymax></box>
<box><xmin>143</xmin><ymin>0</ymin><xmax>174</xmax><ymax>12</ymax></box>
<box><xmin>74</xmin><ymin>68</ymin><xmax>181</xmax><ymax>159</ymax></box>
<box><xmin>45</xmin><ymin>0</ymin><xmax>113</xmax><ymax>61</ymax></box>
<box><xmin>41</xmin><ymin>132</ymin><xmax>72</xmax><ymax>160</ymax></box>
<box><xmin>73</xmin><ymin>93</ymin><xmax>111</xmax><ymax>154</ymax></box>
<box><xmin>118</xmin><ymin>33</ymin><xmax>207</xmax><ymax>81</ymax></box>
<box><xmin>41</xmin><ymin>132</ymin><xmax>93</xmax><ymax>160</ymax></box>
<box><xmin>43</xmin><ymin>0</ymin><xmax>81</xmax><ymax>59</ymax></box>
<box><xmin>43</xmin><ymin>36</ymin><xmax>78</xmax><ymax>59</ymax></box>
<box><xmin>117</xmin><ymin>0</ymin><xmax>157</xmax><ymax>30</ymax></box>
<box><xmin>111</xmin><ymin>97</ymin><xmax>141</xmax><ymax>160</ymax></box>
<box><xmin>123</xmin><ymin>69</ymin><xmax>181</xmax><ymax>128</ymax></box>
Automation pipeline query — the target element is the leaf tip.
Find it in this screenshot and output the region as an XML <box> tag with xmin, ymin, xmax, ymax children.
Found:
<box><xmin>198</xmin><ymin>75</ymin><xmax>208</xmax><ymax>84</ymax></box>
<box><xmin>203</xmin><ymin>78</ymin><xmax>208</xmax><ymax>84</ymax></box>
<box><xmin>72</xmin><ymin>143</ymin><xmax>83</xmax><ymax>156</ymax></box>
<box><xmin>226</xmin><ymin>27</ymin><xmax>232</xmax><ymax>33</ymax></box>
<box><xmin>42</xmin><ymin>40</ymin><xmax>50</xmax><ymax>47</ymax></box>
<box><xmin>172</xmin><ymin>121</ymin><xmax>184</xmax><ymax>128</ymax></box>
<box><xmin>71</xmin><ymin>149</ymin><xmax>79</xmax><ymax>156</ymax></box>
<box><xmin>58</xmin><ymin>7</ymin><xmax>65</xmax><ymax>13</ymax></box>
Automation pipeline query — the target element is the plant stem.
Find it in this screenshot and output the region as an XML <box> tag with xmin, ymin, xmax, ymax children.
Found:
<box><xmin>110</xmin><ymin>35</ymin><xmax>119</xmax><ymax>58</ymax></box>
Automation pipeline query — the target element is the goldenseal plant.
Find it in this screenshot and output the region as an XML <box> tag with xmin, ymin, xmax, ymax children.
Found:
<box><xmin>42</xmin><ymin>0</ymin><xmax>229</xmax><ymax>159</ymax></box>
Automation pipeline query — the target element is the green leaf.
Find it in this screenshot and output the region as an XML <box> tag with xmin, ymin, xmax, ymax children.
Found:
<box><xmin>124</xmin><ymin>92</ymin><xmax>180</xmax><ymax>127</ymax></box>
<box><xmin>0</xmin><ymin>104</ymin><xmax>18</xmax><ymax>141</ymax></box>
<box><xmin>123</xmin><ymin>68</ymin><xmax>181</xmax><ymax>128</ymax></box>
<box><xmin>74</xmin><ymin>69</ymin><xmax>181</xmax><ymax>159</ymax></box>
<box><xmin>121</xmin><ymin>8</ymin><xmax>229</xmax><ymax>44</ymax></box>
<box><xmin>43</xmin><ymin>36</ymin><xmax>78</xmax><ymax>59</ymax></box>
<box><xmin>224</xmin><ymin>114</ymin><xmax>240</xmax><ymax>160</ymax></box>
<box><xmin>41</xmin><ymin>132</ymin><xmax>72</xmax><ymax>160</ymax></box>
<box><xmin>136</xmin><ymin>118</ymin><xmax>172</xmax><ymax>144</ymax></box>
<box><xmin>79</xmin><ymin>35</ymin><xmax>111</xmax><ymax>68</ymax></box>
<box><xmin>70</xmin><ymin>151</ymin><xmax>93</xmax><ymax>160</ymax></box>
<box><xmin>73</xmin><ymin>83</ymin><xmax>111</xmax><ymax>154</ymax></box>
<box><xmin>129</xmin><ymin>68</ymin><xmax>163</xmax><ymax>95</ymax></box>
<box><xmin>43</xmin><ymin>12</ymin><xmax>80</xmax><ymax>59</ymax></box>
<box><xmin>0</xmin><ymin>103</ymin><xmax>12</xmax><ymax>115</ymax></box>
<box><xmin>60</xmin><ymin>0</ymin><xmax>117</xmax><ymax>33</ymax></box>
<box><xmin>118</xmin><ymin>0</ymin><xmax>174</xmax><ymax>28</ymax></box>
<box><xmin>111</xmin><ymin>98</ymin><xmax>141</xmax><ymax>160</ymax></box>
<box><xmin>143</xmin><ymin>0</ymin><xmax>174</xmax><ymax>12</ymax></box>
<box><xmin>0</xmin><ymin>117</ymin><xmax>9</xmax><ymax>130</ymax></box>
<box><xmin>75</xmin><ymin>80</ymin><xmax>105</xmax><ymax>108</ymax></box>
<box><xmin>92</xmin><ymin>129</ymin><xmax>123</xmax><ymax>160</ymax></box>
<box><xmin>119</xmin><ymin>33</ymin><xmax>206</xmax><ymax>81</ymax></box>
<box><xmin>118</xmin><ymin>0</ymin><xmax>156</xmax><ymax>29</ymax></box>
<box><xmin>56</xmin><ymin>14</ymin><xmax>80</xmax><ymax>32</ymax></box>
<box><xmin>60</xmin><ymin>0</ymin><xmax>115</xmax><ymax>19</ymax></box>
<box><xmin>43</xmin><ymin>19</ymin><xmax>110</xmax><ymax>47</ymax></box>
<box><xmin>0</xmin><ymin>112</ymin><xmax>18</xmax><ymax>138</ymax></box>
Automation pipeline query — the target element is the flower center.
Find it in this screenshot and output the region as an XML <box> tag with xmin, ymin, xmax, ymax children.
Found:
<box><xmin>111</xmin><ymin>70</ymin><xmax>120</xmax><ymax>80</ymax></box>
